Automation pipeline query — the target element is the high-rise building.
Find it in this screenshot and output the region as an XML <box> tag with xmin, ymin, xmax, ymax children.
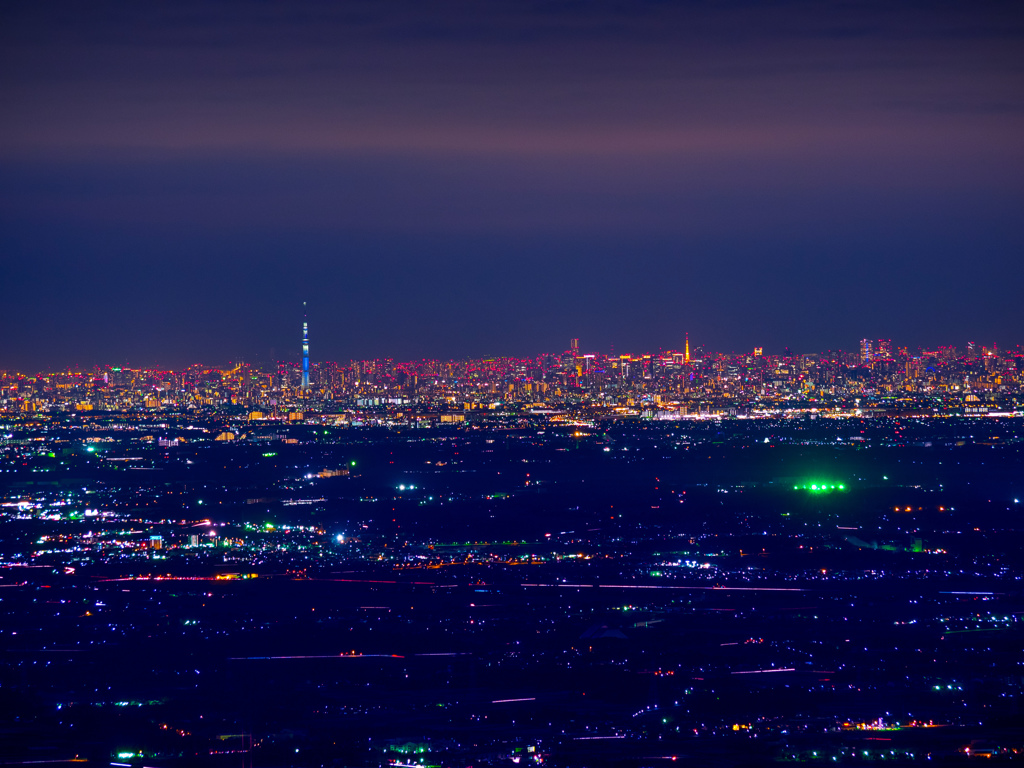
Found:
<box><xmin>301</xmin><ymin>303</ymin><xmax>310</xmax><ymax>390</ymax></box>
<box><xmin>570</xmin><ymin>338</ymin><xmax>579</xmax><ymax>355</ymax></box>
<box><xmin>859</xmin><ymin>339</ymin><xmax>872</xmax><ymax>364</ymax></box>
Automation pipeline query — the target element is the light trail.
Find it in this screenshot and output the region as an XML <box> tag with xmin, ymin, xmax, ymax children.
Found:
<box><xmin>93</xmin><ymin>576</ymin><xmax>236</xmax><ymax>582</ymax></box>
<box><xmin>942</xmin><ymin>627</ymin><xmax>1009</xmax><ymax>635</ymax></box>
<box><xmin>231</xmin><ymin>652</ymin><xmax>469</xmax><ymax>660</ymax></box>
<box><xmin>731</xmin><ymin>668</ymin><xmax>796</xmax><ymax>674</ymax></box>
<box><xmin>311</xmin><ymin>577</ymin><xmax>438</xmax><ymax>585</ymax></box>
<box><xmin>491</xmin><ymin>697</ymin><xmax>536</xmax><ymax>703</ymax></box>
<box><xmin>230</xmin><ymin>653</ymin><xmax>404</xmax><ymax>660</ymax></box>
<box><xmin>522</xmin><ymin>583</ymin><xmax>805</xmax><ymax>592</ymax></box>
<box><xmin>414</xmin><ymin>652</ymin><xmax>471</xmax><ymax>657</ymax></box>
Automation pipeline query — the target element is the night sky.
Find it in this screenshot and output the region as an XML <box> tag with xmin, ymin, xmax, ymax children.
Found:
<box><xmin>2</xmin><ymin>1</ymin><xmax>1022</xmax><ymax>371</ymax></box>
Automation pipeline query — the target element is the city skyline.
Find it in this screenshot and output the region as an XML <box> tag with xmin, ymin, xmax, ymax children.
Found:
<box><xmin>5</xmin><ymin>330</ymin><xmax>1020</xmax><ymax>422</ymax></box>
<box><xmin>1</xmin><ymin>333</ymin><xmax>1018</xmax><ymax>376</ymax></box>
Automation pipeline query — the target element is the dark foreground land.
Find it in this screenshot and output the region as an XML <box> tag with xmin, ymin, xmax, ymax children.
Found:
<box><xmin>1</xmin><ymin>417</ymin><xmax>1023</xmax><ymax>766</ymax></box>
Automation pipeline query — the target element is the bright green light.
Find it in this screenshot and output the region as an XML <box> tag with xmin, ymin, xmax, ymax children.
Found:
<box><xmin>798</xmin><ymin>481</ymin><xmax>846</xmax><ymax>493</ymax></box>
<box><xmin>86</xmin><ymin>446</ymin><xmax>95</xmax><ymax>452</ymax></box>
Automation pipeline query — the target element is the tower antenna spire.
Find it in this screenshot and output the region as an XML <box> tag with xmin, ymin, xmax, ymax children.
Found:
<box><xmin>301</xmin><ymin>302</ymin><xmax>310</xmax><ymax>390</ymax></box>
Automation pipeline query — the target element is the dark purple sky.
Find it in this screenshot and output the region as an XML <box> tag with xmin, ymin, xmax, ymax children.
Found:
<box><xmin>2</xmin><ymin>1</ymin><xmax>1023</xmax><ymax>370</ymax></box>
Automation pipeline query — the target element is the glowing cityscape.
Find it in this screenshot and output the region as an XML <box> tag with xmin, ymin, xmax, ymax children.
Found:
<box><xmin>2</xmin><ymin>0</ymin><xmax>1022</xmax><ymax>764</ymax></box>
<box><xmin>4</xmin><ymin>334</ymin><xmax>1021</xmax><ymax>422</ymax></box>
<box><xmin>1</xmin><ymin>330</ymin><xmax>1022</xmax><ymax>765</ymax></box>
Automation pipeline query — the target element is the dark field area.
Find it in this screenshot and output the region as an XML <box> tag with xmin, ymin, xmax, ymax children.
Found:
<box><xmin>2</xmin><ymin>417</ymin><xmax>1023</xmax><ymax>766</ymax></box>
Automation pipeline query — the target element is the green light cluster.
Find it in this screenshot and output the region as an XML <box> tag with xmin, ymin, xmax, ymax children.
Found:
<box><xmin>793</xmin><ymin>482</ymin><xmax>845</xmax><ymax>492</ymax></box>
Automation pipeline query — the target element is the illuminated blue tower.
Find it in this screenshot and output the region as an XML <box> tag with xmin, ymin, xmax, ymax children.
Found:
<box><xmin>301</xmin><ymin>302</ymin><xmax>310</xmax><ymax>389</ymax></box>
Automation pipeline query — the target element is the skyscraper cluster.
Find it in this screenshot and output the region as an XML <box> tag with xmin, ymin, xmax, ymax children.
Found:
<box><xmin>2</xmin><ymin>336</ymin><xmax>1021</xmax><ymax>420</ymax></box>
